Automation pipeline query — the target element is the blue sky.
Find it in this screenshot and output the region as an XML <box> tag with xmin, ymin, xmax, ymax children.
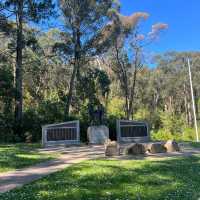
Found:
<box><xmin>120</xmin><ymin>0</ymin><xmax>200</xmax><ymax>53</ymax></box>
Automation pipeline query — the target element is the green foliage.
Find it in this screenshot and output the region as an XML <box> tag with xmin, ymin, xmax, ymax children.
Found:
<box><xmin>150</xmin><ymin>111</ymin><xmax>198</xmax><ymax>142</ymax></box>
<box><xmin>0</xmin><ymin>0</ymin><xmax>199</xmax><ymax>144</ymax></box>
<box><xmin>151</xmin><ymin>129</ymin><xmax>182</xmax><ymax>141</ymax></box>
<box><xmin>78</xmin><ymin>68</ymin><xmax>110</xmax><ymax>106</ymax></box>
<box><xmin>0</xmin><ymin>65</ymin><xmax>15</xmax><ymax>142</ymax></box>
<box><xmin>107</xmin><ymin>97</ymin><xmax>125</xmax><ymax>118</ymax></box>
<box><xmin>134</xmin><ymin>107</ymin><xmax>151</xmax><ymax>121</ymax></box>
<box><xmin>22</xmin><ymin>101</ymin><xmax>71</xmax><ymax>142</ymax></box>
<box><xmin>159</xmin><ymin>111</ymin><xmax>184</xmax><ymax>134</ymax></box>
<box><xmin>151</xmin><ymin>125</ymin><xmax>198</xmax><ymax>142</ymax></box>
<box><xmin>77</xmin><ymin>68</ymin><xmax>111</xmax><ymax>125</ymax></box>
<box><xmin>182</xmin><ymin>127</ymin><xmax>197</xmax><ymax>141</ymax></box>
<box><xmin>0</xmin><ymin>65</ymin><xmax>15</xmax><ymax>112</ymax></box>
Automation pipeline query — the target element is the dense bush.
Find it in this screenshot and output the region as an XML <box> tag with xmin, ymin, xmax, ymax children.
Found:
<box><xmin>151</xmin><ymin>129</ymin><xmax>182</xmax><ymax>141</ymax></box>
<box><xmin>151</xmin><ymin>127</ymin><xmax>198</xmax><ymax>142</ymax></box>
<box><xmin>0</xmin><ymin>97</ymin><xmax>198</xmax><ymax>143</ymax></box>
<box><xmin>0</xmin><ymin>113</ymin><xmax>15</xmax><ymax>143</ymax></box>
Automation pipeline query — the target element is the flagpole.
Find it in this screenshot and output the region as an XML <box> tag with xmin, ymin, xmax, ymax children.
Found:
<box><xmin>187</xmin><ymin>58</ymin><xmax>199</xmax><ymax>142</ymax></box>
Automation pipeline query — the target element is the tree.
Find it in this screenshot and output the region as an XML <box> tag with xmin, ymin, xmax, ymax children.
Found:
<box><xmin>77</xmin><ymin>67</ymin><xmax>110</xmax><ymax>123</ymax></box>
<box><xmin>154</xmin><ymin>52</ymin><xmax>200</xmax><ymax>126</ymax></box>
<box><xmin>55</xmin><ymin>0</ymin><xmax>120</xmax><ymax>118</ymax></box>
<box><xmin>0</xmin><ymin>0</ymin><xmax>55</xmax><ymax>136</ymax></box>
<box><xmin>107</xmin><ymin>11</ymin><xmax>168</xmax><ymax>119</ymax></box>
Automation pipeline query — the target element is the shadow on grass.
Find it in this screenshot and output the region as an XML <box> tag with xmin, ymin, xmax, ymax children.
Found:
<box><xmin>1</xmin><ymin>155</ymin><xmax>200</xmax><ymax>200</ymax></box>
<box><xmin>0</xmin><ymin>144</ymin><xmax>52</xmax><ymax>172</ymax></box>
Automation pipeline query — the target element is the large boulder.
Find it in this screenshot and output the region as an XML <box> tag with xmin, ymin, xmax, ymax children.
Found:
<box><xmin>125</xmin><ymin>143</ymin><xmax>146</xmax><ymax>155</ymax></box>
<box><xmin>148</xmin><ymin>142</ymin><xmax>167</xmax><ymax>154</ymax></box>
<box><xmin>164</xmin><ymin>140</ymin><xmax>180</xmax><ymax>152</ymax></box>
<box><xmin>87</xmin><ymin>125</ymin><xmax>109</xmax><ymax>144</ymax></box>
<box><xmin>105</xmin><ymin>140</ymin><xmax>119</xmax><ymax>156</ymax></box>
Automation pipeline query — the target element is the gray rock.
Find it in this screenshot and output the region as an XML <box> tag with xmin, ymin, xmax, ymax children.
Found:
<box><xmin>148</xmin><ymin>143</ymin><xmax>167</xmax><ymax>154</ymax></box>
<box><xmin>87</xmin><ymin>125</ymin><xmax>109</xmax><ymax>144</ymax></box>
<box><xmin>125</xmin><ymin>143</ymin><xmax>146</xmax><ymax>155</ymax></box>
<box><xmin>164</xmin><ymin>140</ymin><xmax>180</xmax><ymax>152</ymax></box>
<box><xmin>105</xmin><ymin>141</ymin><xmax>119</xmax><ymax>156</ymax></box>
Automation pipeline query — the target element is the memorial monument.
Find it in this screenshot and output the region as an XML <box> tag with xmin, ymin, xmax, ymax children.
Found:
<box><xmin>87</xmin><ymin>103</ymin><xmax>109</xmax><ymax>144</ymax></box>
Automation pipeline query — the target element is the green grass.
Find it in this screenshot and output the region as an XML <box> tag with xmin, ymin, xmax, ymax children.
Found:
<box><xmin>0</xmin><ymin>143</ymin><xmax>55</xmax><ymax>173</ymax></box>
<box><xmin>1</xmin><ymin>156</ymin><xmax>200</xmax><ymax>200</ymax></box>
<box><xmin>187</xmin><ymin>142</ymin><xmax>200</xmax><ymax>148</ymax></box>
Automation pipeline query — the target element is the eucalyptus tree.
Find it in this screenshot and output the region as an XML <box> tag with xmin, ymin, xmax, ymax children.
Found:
<box><xmin>108</xmin><ymin>14</ymin><xmax>168</xmax><ymax>119</ymax></box>
<box><xmin>107</xmin><ymin>12</ymin><xmax>149</xmax><ymax>119</ymax></box>
<box><xmin>55</xmin><ymin>0</ymin><xmax>120</xmax><ymax>118</ymax></box>
<box><xmin>155</xmin><ymin>52</ymin><xmax>200</xmax><ymax>126</ymax></box>
<box><xmin>0</xmin><ymin>0</ymin><xmax>55</xmax><ymax>136</ymax></box>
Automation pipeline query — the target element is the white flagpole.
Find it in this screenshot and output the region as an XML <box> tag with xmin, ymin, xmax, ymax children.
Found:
<box><xmin>187</xmin><ymin>58</ymin><xmax>199</xmax><ymax>142</ymax></box>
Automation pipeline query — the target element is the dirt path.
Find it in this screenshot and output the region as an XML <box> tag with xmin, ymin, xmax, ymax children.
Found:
<box><xmin>0</xmin><ymin>145</ymin><xmax>104</xmax><ymax>193</ymax></box>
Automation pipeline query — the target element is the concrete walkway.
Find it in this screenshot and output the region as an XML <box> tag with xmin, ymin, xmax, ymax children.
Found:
<box><xmin>1</xmin><ymin>143</ymin><xmax>200</xmax><ymax>194</ymax></box>
<box><xmin>0</xmin><ymin>145</ymin><xmax>105</xmax><ymax>193</ymax></box>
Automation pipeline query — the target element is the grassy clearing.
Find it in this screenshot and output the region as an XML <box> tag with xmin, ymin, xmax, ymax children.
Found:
<box><xmin>187</xmin><ymin>142</ymin><xmax>200</xmax><ymax>149</ymax></box>
<box><xmin>0</xmin><ymin>143</ymin><xmax>55</xmax><ymax>173</ymax></box>
<box><xmin>1</xmin><ymin>156</ymin><xmax>200</xmax><ymax>200</ymax></box>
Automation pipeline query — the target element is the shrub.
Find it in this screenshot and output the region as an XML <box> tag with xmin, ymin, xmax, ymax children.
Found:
<box><xmin>22</xmin><ymin>109</ymin><xmax>42</xmax><ymax>142</ymax></box>
<box><xmin>159</xmin><ymin>111</ymin><xmax>184</xmax><ymax>134</ymax></box>
<box><xmin>151</xmin><ymin>126</ymin><xmax>198</xmax><ymax>142</ymax></box>
<box><xmin>0</xmin><ymin>113</ymin><xmax>15</xmax><ymax>143</ymax></box>
<box><xmin>134</xmin><ymin>107</ymin><xmax>161</xmax><ymax>129</ymax></box>
<box><xmin>107</xmin><ymin>97</ymin><xmax>125</xmax><ymax>118</ymax></box>
<box><xmin>151</xmin><ymin>129</ymin><xmax>182</xmax><ymax>141</ymax></box>
<box><xmin>182</xmin><ymin>127</ymin><xmax>197</xmax><ymax>141</ymax></box>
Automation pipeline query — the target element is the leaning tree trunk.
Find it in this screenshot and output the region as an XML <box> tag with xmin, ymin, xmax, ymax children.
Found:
<box><xmin>65</xmin><ymin>27</ymin><xmax>81</xmax><ymax>119</ymax></box>
<box><xmin>64</xmin><ymin>60</ymin><xmax>79</xmax><ymax>119</ymax></box>
<box><xmin>14</xmin><ymin>0</ymin><xmax>23</xmax><ymax>137</ymax></box>
<box><xmin>114</xmin><ymin>44</ymin><xmax>130</xmax><ymax>120</ymax></box>
<box><xmin>129</xmin><ymin>61</ymin><xmax>138</xmax><ymax>120</ymax></box>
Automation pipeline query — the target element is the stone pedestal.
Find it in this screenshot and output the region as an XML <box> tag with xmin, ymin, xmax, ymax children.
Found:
<box><xmin>87</xmin><ymin>125</ymin><xmax>109</xmax><ymax>144</ymax></box>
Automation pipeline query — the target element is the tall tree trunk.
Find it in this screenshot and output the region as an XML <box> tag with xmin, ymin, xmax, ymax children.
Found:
<box><xmin>64</xmin><ymin>61</ymin><xmax>78</xmax><ymax>118</ymax></box>
<box><xmin>129</xmin><ymin>67</ymin><xmax>137</xmax><ymax>120</ymax></box>
<box><xmin>188</xmin><ymin>102</ymin><xmax>193</xmax><ymax>126</ymax></box>
<box><xmin>183</xmin><ymin>83</ymin><xmax>189</xmax><ymax>125</ymax></box>
<box><xmin>129</xmin><ymin>52</ymin><xmax>140</xmax><ymax>119</ymax></box>
<box><xmin>65</xmin><ymin>28</ymin><xmax>81</xmax><ymax>119</ymax></box>
<box><xmin>194</xmin><ymin>88</ymin><xmax>199</xmax><ymax>120</ymax></box>
<box><xmin>15</xmin><ymin>0</ymin><xmax>23</xmax><ymax>136</ymax></box>
<box><xmin>114</xmin><ymin>44</ymin><xmax>130</xmax><ymax>119</ymax></box>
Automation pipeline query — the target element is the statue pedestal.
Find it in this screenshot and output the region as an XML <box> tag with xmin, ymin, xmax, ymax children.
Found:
<box><xmin>87</xmin><ymin>125</ymin><xmax>109</xmax><ymax>144</ymax></box>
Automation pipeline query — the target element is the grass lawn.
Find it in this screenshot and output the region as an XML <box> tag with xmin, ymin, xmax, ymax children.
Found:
<box><xmin>187</xmin><ymin>142</ymin><xmax>200</xmax><ymax>149</ymax></box>
<box><xmin>1</xmin><ymin>155</ymin><xmax>200</xmax><ymax>200</ymax></box>
<box><xmin>0</xmin><ymin>143</ymin><xmax>55</xmax><ymax>173</ymax></box>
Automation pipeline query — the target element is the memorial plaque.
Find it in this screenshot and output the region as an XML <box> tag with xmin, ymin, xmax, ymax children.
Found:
<box><xmin>117</xmin><ymin>120</ymin><xmax>149</xmax><ymax>143</ymax></box>
<box><xmin>42</xmin><ymin>121</ymin><xmax>80</xmax><ymax>147</ymax></box>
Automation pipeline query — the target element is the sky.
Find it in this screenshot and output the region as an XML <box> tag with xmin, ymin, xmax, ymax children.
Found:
<box><xmin>120</xmin><ymin>0</ymin><xmax>200</xmax><ymax>54</ymax></box>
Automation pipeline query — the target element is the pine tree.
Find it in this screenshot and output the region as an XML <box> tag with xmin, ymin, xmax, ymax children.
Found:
<box><xmin>55</xmin><ymin>0</ymin><xmax>119</xmax><ymax>118</ymax></box>
<box><xmin>0</xmin><ymin>0</ymin><xmax>55</xmax><ymax>138</ymax></box>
